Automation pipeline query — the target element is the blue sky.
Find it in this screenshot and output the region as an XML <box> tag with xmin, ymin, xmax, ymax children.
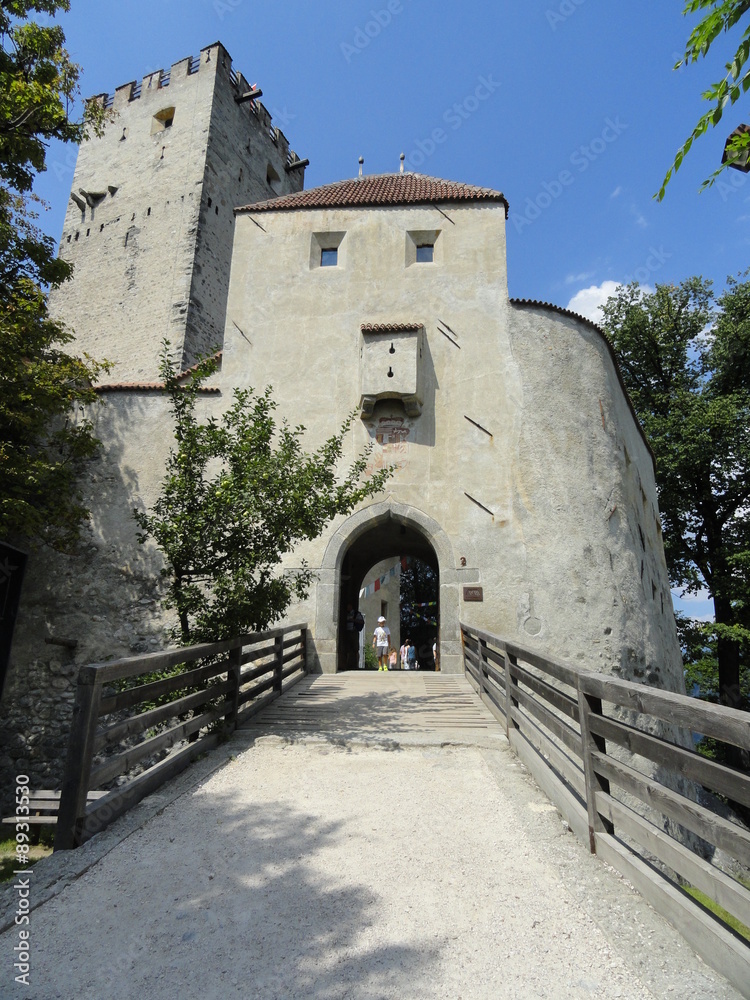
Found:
<box><xmin>34</xmin><ymin>0</ymin><xmax>748</xmax><ymax>619</ymax></box>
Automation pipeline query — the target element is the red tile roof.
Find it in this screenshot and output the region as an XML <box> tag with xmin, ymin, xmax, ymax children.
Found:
<box><xmin>95</xmin><ymin>353</ymin><xmax>222</xmax><ymax>394</ymax></box>
<box><xmin>509</xmin><ymin>298</ymin><xmax>602</xmax><ymax>334</ymax></box>
<box><xmin>361</xmin><ymin>322</ymin><xmax>422</xmax><ymax>333</ymax></box>
<box><xmin>95</xmin><ymin>383</ymin><xmax>220</xmax><ymax>394</ymax></box>
<box><xmin>237</xmin><ymin>173</ymin><xmax>509</xmax><ymax>216</ymax></box>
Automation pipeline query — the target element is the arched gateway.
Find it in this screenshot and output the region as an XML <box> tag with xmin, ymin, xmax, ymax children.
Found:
<box><xmin>314</xmin><ymin>501</ymin><xmax>460</xmax><ymax>675</ymax></box>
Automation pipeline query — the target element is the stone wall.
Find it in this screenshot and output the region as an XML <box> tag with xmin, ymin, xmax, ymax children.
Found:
<box><xmin>0</xmin><ymin>392</ymin><xmax>177</xmax><ymax>813</ymax></box>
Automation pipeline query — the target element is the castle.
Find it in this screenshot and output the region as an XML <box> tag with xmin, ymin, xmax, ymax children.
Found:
<box><xmin>0</xmin><ymin>42</ymin><xmax>684</xmax><ymax>795</ymax></box>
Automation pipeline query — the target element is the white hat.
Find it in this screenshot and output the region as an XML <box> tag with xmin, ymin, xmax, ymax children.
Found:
<box><xmin>377</xmin><ymin>616</ymin><xmax>386</xmax><ymax>622</ymax></box>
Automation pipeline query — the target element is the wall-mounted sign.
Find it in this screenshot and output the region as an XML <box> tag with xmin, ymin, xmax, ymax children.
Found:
<box><xmin>463</xmin><ymin>586</ymin><xmax>483</xmax><ymax>602</ymax></box>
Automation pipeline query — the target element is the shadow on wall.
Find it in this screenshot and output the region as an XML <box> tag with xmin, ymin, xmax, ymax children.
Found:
<box><xmin>362</xmin><ymin>332</ymin><xmax>438</xmax><ymax>452</ymax></box>
<box><xmin>0</xmin><ymin>390</ymin><xmax>175</xmax><ymax>813</ymax></box>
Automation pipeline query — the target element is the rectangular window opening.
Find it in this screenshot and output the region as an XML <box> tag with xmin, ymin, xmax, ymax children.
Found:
<box><xmin>311</xmin><ymin>231</ymin><xmax>345</xmax><ymax>269</ymax></box>
<box><xmin>416</xmin><ymin>244</ymin><xmax>434</xmax><ymax>263</ymax></box>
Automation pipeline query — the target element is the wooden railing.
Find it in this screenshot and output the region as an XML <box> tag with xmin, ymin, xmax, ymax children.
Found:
<box><xmin>461</xmin><ymin>623</ymin><xmax>750</xmax><ymax>998</ymax></box>
<box><xmin>55</xmin><ymin>623</ymin><xmax>307</xmax><ymax>851</ymax></box>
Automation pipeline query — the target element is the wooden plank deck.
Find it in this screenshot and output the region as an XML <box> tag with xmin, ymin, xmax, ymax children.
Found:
<box><xmin>241</xmin><ymin>670</ymin><xmax>506</xmax><ymax>745</ymax></box>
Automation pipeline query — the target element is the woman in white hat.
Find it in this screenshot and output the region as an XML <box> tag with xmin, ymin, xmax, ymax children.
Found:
<box><xmin>372</xmin><ymin>616</ymin><xmax>391</xmax><ymax>671</ymax></box>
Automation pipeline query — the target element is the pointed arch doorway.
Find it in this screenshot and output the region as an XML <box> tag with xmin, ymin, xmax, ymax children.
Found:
<box><xmin>314</xmin><ymin>501</ymin><xmax>461</xmax><ymax>675</ymax></box>
<box><xmin>339</xmin><ymin>524</ymin><xmax>439</xmax><ymax>672</ymax></box>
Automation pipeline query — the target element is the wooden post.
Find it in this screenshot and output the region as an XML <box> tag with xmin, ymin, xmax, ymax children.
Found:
<box><xmin>226</xmin><ymin>643</ymin><xmax>242</xmax><ymax>732</ymax></box>
<box><xmin>55</xmin><ymin>667</ymin><xmax>103</xmax><ymax>851</ymax></box>
<box><xmin>273</xmin><ymin>632</ymin><xmax>283</xmax><ymax>694</ymax></box>
<box><xmin>577</xmin><ymin>676</ymin><xmax>614</xmax><ymax>853</ymax></box>
<box><xmin>504</xmin><ymin>649</ymin><xmax>519</xmax><ymax>740</ymax></box>
<box><xmin>300</xmin><ymin>626</ymin><xmax>308</xmax><ymax>674</ymax></box>
<box><xmin>478</xmin><ymin>637</ymin><xmax>487</xmax><ymax>699</ymax></box>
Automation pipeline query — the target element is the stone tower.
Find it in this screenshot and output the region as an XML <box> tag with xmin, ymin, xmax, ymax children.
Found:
<box><xmin>49</xmin><ymin>42</ymin><xmax>307</xmax><ymax>379</ymax></box>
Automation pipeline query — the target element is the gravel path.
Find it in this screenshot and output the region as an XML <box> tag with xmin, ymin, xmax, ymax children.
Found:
<box><xmin>1</xmin><ymin>731</ymin><xmax>743</xmax><ymax>999</ymax></box>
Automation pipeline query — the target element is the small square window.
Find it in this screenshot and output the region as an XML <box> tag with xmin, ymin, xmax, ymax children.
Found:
<box><xmin>151</xmin><ymin>107</ymin><xmax>176</xmax><ymax>134</ymax></box>
<box><xmin>311</xmin><ymin>231</ymin><xmax>345</xmax><ymax>269</ymax></box>
<box><xmin>406</xmin><ymin>230</ymin><xmax>440</xmax><ymax>267</ymax></box>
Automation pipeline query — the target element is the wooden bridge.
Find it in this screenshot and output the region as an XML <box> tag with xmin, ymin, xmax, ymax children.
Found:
<box><xmin>5</xmin><ymin>622</ymin><xmax>749</xmax><ymax>997</ymax></box>
<box><xmin>247</xmin><ymin>670</ymin><xmax>504</xmax><ymax>744</ymax></box>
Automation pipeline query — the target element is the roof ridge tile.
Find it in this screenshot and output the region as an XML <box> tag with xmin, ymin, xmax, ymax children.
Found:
<box><xmin>237</xmin><ymin>172</ymin><xmax>509</xmax><ymax>217</ymax></box>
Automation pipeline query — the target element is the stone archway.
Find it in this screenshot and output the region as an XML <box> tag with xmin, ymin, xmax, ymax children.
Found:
<box><xmin>312</xmin><ymin>500</ymin><xmax>462</xmax><ymax>674</ymax></box>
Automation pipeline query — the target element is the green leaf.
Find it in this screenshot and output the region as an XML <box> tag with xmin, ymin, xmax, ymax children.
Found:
<box><xmin>657</xmin><ymin>1</ymin><xmax>750</xmax><ymax>199</ymax></box>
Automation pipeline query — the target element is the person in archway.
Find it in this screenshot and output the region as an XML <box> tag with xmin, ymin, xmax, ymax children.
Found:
<box><xmin>373</xmin><ymin>616</ymin><xmax>391</xmax><ymax>670</ymax></box>
<box><xmin>345</xmin><ymin>603</ymin><xmax>364</xmax><ymax>670</ymax></box>
<box><xmin>406</xmin><ymin>639</ymin><xmax>417</xmax><ymax>671</ymax></box>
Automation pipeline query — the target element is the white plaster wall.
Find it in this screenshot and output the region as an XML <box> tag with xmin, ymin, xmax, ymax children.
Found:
<box><xmin>507</xmin><ymin>305</ymin><xmax>682</xmax><ymax>691</ymax></box>
<box><xmin>219</xmin><ymin>199</ymin><xmax>682</xmax><ymax>687</ymax></box>
<box><xmin>359</xmin><ymin>558</ymin><xmax>401</xmax><ymax>655</ymax></box>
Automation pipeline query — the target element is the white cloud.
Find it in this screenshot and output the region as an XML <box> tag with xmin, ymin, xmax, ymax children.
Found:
<box><xmin>630</xmin><ymin>203</ymin><xmax>648</xmax><ymax>228</ymax></box>
<box><xmin>671</xmin><ymin>588</ymin><xmax>714</xmax><ymax>622</ymax></box>
<box><xmin>610</xmin><ymin>185</ymin><xmax>623</xmax><ymax>198</ymax></box>
<box><xmin>672</xmin><ymin>587</ymin><xmax>711</xmax><ymax>603</ymax></box>
<box><xmin>566</xmin><ymin>280</ymin><xmax>621</xmax><ymax>323</ymax></box>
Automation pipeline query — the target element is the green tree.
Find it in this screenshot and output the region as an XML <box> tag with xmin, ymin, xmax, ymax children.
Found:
<box><xmin>134</xmin><ymin>350</ymin><xmax>393</xmax><ymax>645</ymax></box>
<box><xmin>657</xmin><ymin>1</ymin><xmax>750</xmax><ymax>200</ymax></box>
<box><xmin>0</xmin><ymin>1</ymin><xmax>109</xmax><ymax>549</ymax></box>
<box><xmin>399</xmin><ymin>558</ymin><xmax>438</xmax><ymax>667</ymax></box>
<box><xmin>601</xmin><ymin>276</ymin><xmax>750</xmax><ymax>711</ymax></box>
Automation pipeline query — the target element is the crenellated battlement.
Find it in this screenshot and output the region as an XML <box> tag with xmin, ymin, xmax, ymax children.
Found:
<box><xmin>90</xmin><ymin>42</ymin><xmax>303</xmax><ymax>167</ymax></box>
<box><xmin>90</xmin><ymin>44</ymin><xmax>211</xmax><ymax>109</ymax></box>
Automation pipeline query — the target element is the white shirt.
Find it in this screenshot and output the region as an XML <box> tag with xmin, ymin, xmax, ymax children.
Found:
<box><xmin>373</xmin><ymin>625</ymin><xmax>390</xmax><ymax>646</ymax></box>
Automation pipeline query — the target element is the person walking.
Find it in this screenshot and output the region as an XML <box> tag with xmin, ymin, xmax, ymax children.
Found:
<box><xmin>345</xmin><ymin>603</ymin><xmax>359</xmax><ymax>670</ymax></box>
<box><xmin>373</xmin><ymin>616</ymin><xmax>391</xmax><ymax>671</ymax></box>
<box><xmin>400</xmin><ymin>640</ymin><xmax>408</xmax><ymax>670</ymax></box>
<box><xmin>407</xmin><ymin>640</ymin><xmax>417</xmax><ymax>671</ymax></box>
